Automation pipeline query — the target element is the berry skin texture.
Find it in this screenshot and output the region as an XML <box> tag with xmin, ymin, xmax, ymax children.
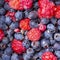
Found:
<box><xmin>42</xmin><ymin>52</ymin><xmax>57</xmax><ymax>60</ymax></box>
<box><xmin>27</xmin><ymin>28</ymin><xmax>41</xmax><ymax>41</ymax></box>
<box><xmin>38</xmin><ymin>0</ymin><xmax>55</xmax><ymax>18</ymax></box>
<box><xmin>12</xmin><ymin>39</ymin><xmax>26</xmax><ymax>54</ymax></box>
<box><xmin>0</xmin><ymin>29</ymin><xmax>4</xmax><ymax>41</ymax></box>
<box><xmin>54</xmin><ymin>5</ymin><xmax>60</xmax><ymax>18</ymax></box>
<box><xmin>9</xmin><ymin>0</ymin><xmax>33</xmax><ymax>10</ymax></box>
<box><xmin>19</xmin><ymin>18</ymin><xmax>31</xmax><ymax>30</ymax></box>
<box><xmin>38</xmin><ymin>23</ymin><xmax>46</xmax><ymax>32</ymax></box>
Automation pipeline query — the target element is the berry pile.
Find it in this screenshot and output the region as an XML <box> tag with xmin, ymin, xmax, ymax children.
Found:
<box><xmin>0</xmin><ymin>0</ymin><xmax>60</xmax><ymax>60</ymax></box>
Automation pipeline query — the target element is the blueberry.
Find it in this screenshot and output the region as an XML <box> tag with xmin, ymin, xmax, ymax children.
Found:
<box><xmin>0</xmin><ymin>58</ymin><xmax>2</xmax><ymax>60</ymax></box>
<box><xmin>57</xmin><ymin>19</ymin><xmax>60</xmax><ymax>25</ymax></box>
<box><xmin>50</xmin><ymin>39</ymin><xmax>56</xmax><ymax>45</ymax></box>
<box><xmin>41</xmin><ymin>18</ymin><xmax>49</xmax><ymax>24</ymax></box>
<box><xmin>55</xmin><ymin>51</ymin><xmax>60</xmax><ymax>58</ymax></box>
<box><xmin>5</xmin><ymin>16</ymin><xmax>12</xmax><ymax>25</ymax></box>
<box><xmin>10</xmin><ymin>22</ymin><xmax>18</xmax><ymax>30</ymax></box>
<box><xmin>26</xmin><ymin>48</ymin><xmax>34</xmax><ymax>55</ymax></box>
<box><xmin>24</xmin><ymin>10</ymin><xmax>29</xmax><ymax>18</ymax></box>
<box><xmin>44</xmin><ymin>30</ymin><xmax>53</xmax><ymax>39</ymax></box>
<box><xmin>23</xmin><ymin>53</ymin><xmax>31</xmax><ymax>60</ymax></box>
<box><xmin>28</xmin><ymin>11</ymin><xmax>38</xmax><ymax>19</ymax></box>
<box><xmin>2</xmin><ymin>54</ymin><xmax>11</xmax><ymax>60</ymax></box>
<box><xmin>4</xmin><ymin>47</ymin><xmax>12</xmax><ymax>55</ymax></box>
<box><xmin>0</xmin><ymin>0</ymin><xmax>4</xmax><ymax>6</ymax></box>
<box><xmin>14</xmin><ymin>33</ymin><xmax>24</xmax><ymax>40</ymax></box>
<box><xmin>0</xmin><ymin>8</ymin><xmax>6</xmax><ymax>15</ymax></box>
<box><xmin>31</xmin><ymin>41</ymin><xmax>40</xmax><ymax>49</ymax></box>
<box><xmin>53</xmin><ymin>43</ymin><xmax>60</xmax><ymax>50</ymax></box>
<box><xmin>29</xmin><ymin>21</ymin><xmax>38</xmax><ymax>28</ymax></box>
<box><xmin>58</xmin><ymin>26</ymin><xmax>60</xmax><ymax>30</ymax></box>
<box><xmin>41</xmin><ymin>39</ymin><xmax>50</xmax><ymax>48</ymax></box>
<box><xmin>55</xmin><ymin>1</ymin><xmax>60</xmax><ymax>5</ymax></box>
<box><xmin>50</xmin><ymin>18</ymin><xmax>57</xmax><ymax>25</ymax></box>
<box><xmin>33</xmin><ymin>2</ymin><xmax>39</xmax><ymax>10</ymax></box>
<box><xmin>11</xmin><ymin>53</ymin><xmax>19</xmax><ymax>60</ymax></box>
<box><xmin>54</xmin><ymin>33</ymin><xmax>60</xmax><ymax>41</ymax></box>
<box><xmin>2</xmin><ymin>37</ymin><xmax>9</xmax><ymax>44</ymax></box>
<box><xmin>47</xmin><ymin>24</ymin><xmax>55</xmax><ymax>31</ymax></box>
<box><xmin>23</xmin><ymin>39</ymin><xmax>30</xmax><ymax>48</ymax></box>
<box><xmin>4</xmin><ymin>3</ymin><xmax>11</xmax><ymax>10</ymax></box>
<box><xmin>15</xmin><ymin>11</ymin><xmax>24</xmax><ymax>20</ymax></box>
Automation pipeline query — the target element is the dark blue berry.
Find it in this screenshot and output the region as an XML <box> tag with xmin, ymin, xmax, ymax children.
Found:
<box><xmin>2</xmin><ymin>54</ymin><xmax>11</xmax><ymax>60</ymax></box>
<box><xmin>53</xmin><ymin>43</ymin><xmax>60</xmax><ymax>50</ymax></box>
<box><xmin>4</xmin><ymin>47</ymin><xmax>12</xmax><ymax>55</ymax></box>
<box><xmin>28</xmin><ymin>11</ymin><xmax>38</xmax><ymax>19</ymax></box>
<box><xmin>54</xmin><ymin>33</ymin><xmax>60</xmax><ymax>41</ymax></box>
<box><xmin>23</xmin><ymin>39</ymin><xmax>30</xmax><ymax>48</ymax></box>
<box><xmin>29</xmin><ymin>21</ymin><xmax>38</xmax><ymax>28</ymax></box>
<box><xmin>57</xmin><ymin>19</ymin><xmax>60</xmax><ymax>25</ymax></box>
<box><xmin>41</xmin><ymin>18</ymin><xmax>49</xmax><ymax>24</ymax></box>
<box><xmin>2</xmin><ymin>37</ymin><xmax>9</xmax><ymax>44</ymax></box>
<box><xmin>44</xmin><ymin>30</ymin><xmax>52</xmax><ymax>39</ymax></box>
<box><xmin>11</xmin><ymin>53</ymin><xmax>19</xmax><ymax>60</ymax></box>
<box><xmin>41</xmin><ymin>39</ymin><xmax>50</xmax><ymax>48</ymax></box>
<box><xmin>10</xmin><ymin>22</ymin><xmax>18</xmax><ymax>30</ymax></box>
<box><xmin>15</xmin><ymin>11</ymin><xmax>24</xmax><ymax>20</ymax></box>
<box><xmin>5</xmin><ymin>16</ymin><xmax>12</xmax><ymax>25</ymax></box>
<box><xmin>55</xmin><ymin>51</ymin><xmax>60</xmax><ymax>58</ymax></box>
<box><xmin>0</xmin><ymin>0</ymin><xmax>4</xmax><ymax>6</ymax></box>
<box><xmin>0</xmin><ymin>8</ymin><xmax>6</xmax><ymax>15</ymax></box>
<box><xmin>50</xmin><ymin>18</ymin><xmax>57</xmax><ymax>25</ymax></box>
<box><xmin>14</xmin><ymin>33</ymin><xmax>24</xmax><ymax>40</ymax></box>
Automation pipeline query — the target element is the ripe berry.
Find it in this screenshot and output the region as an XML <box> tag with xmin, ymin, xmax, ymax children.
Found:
<box><xmin>0</xmin><ymin>29</ymin><xmax>4</xmax><ymax>41</ymax></box>
<box><xmin>42</xmin><ymin>51</ymin><xmax>57</xmax><ymax>60</ymax></box>
<box><xmin>9</xmin><ymin>0</ymin><xmax>21</xmax><ymax>10</ymax></box>
<box><xmin>54</xmin><ymin>5</ymin><xmax>60</xmax><ymax>18</ymax></box>
<box><xmin>12</xmin><ymin>39</ymin><xmax>26</xmax><ymax>54</ymax></box>
<box><xmin>27</xmin><ymin>28</ymin><xmax>41</xmax><ymax>41</ymax></box>
<box><xmin>19</xmin><ymin>18</ymin><xmax>31</xmax><ymax>30</ymax></box>
<box><xmin>9</xmin><ymin>0</ymin><xmax>33</xmax><ymax>10</ymax></box>
<box><xmin>38</xmin><ymin>23</ymin><xmax>46</xmax><ymax>32</ymax></box>
<box><xmin>38</xmin><ymin>0</ymin><xmax>55</xmax><ymax>18</ymax></box>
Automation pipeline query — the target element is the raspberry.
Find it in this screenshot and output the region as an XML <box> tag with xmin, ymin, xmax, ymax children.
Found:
<box><xmin>20</xmin><ymin>0</ymin><xmax>33</xmax><ymax>9</ymax></box>
<box><xmin>6</xmin><ymin>11</ymin><xmax>16</xmax><ymax>22</ymax></box>
<box><xmin>9</xmin><ymin>0</ymin><xmax>21</xmax><ymax>10</ymax></box>
<box><xmin>0</xmin><ymin>29</ymin><xmax>4</xmax><ymax>41</ymax></box>
<box><xmin>54</xmin><ymin>5</ymin><xmax>60</xmax><ymax>19</ymax></box>
<box><xmin>38</xmin><ymin>0</ymin><xmax>55</xmax><ymax>18</ymax></box>
<box><xmin>5</xmin><ymin>0</ymin><xmax>9</xmax><ymax>2</ymax></box>
<box><xmin>42</xmin><ymin>52</ymin><xmax>57</xmax><ymax>60</ymax></box>
<box><xmin>39</xmin><ymin>23</ymin><xmax>46</xmax><ymax>32</ymax></box>
<box><xmin>19</xmin><ymin>18</ymin><xmax>31</xmax><ymax>30</ymax></box>
<box><xmin>12</xmin><ymin>39</ymin><xmax>26</xmax><ymax>54</ymax></box>
<box><xmin>27</xmin><ymin>28</ymin><xmax>41</xmax><ymax>41</ymax></box>
<box><xmin>9</xmin><ymin>0</ymin><xmax>33</xmax><ymax>10</ymax></box>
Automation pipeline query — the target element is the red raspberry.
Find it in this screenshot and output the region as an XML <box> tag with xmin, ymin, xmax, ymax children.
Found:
<box><xmin>6</xmin><ymin>11</ymin><xmax>16</xmax><ymax>22</ymax></box>
<box><xmin>42</xmin><ymin>52</ymin><xmax>57</xmax><ymax>60</ymax></box>
<box><xmin>27</xmin><ymin>28</ymin><xmax>41</xmax><ymax>41</ymax></box>
<box><xmin>20</xmin><ymin>0</ymin><xmax>33</xmax><ymax>9</ymax></box>
<box><xmin>12</xmin><ymin>39</ymin><xmax>26</xmax><ymax>54</ymax></box>
<box><xmin>9</xmin><ymin>0</ymin><xmax>33</xmax><ymax>10</ymax></box>
<box><xmin>39</xmin><ymin>23</ymin><xmax>46</xmax><ymax>32</ymax></box>
<box><xmin>38</xmin><ymin>0</ymin><xmax>55</xmax><ymax>18</ymax></box>
<box><xmin>19</xmin><ymin>18</ymin><xmax>31</xmax><ymax>30</ymax></box>
<box><xmin>9</xmin><ymin>0</ymin><xmax>21</xmax><ymax>10</ymax></box>
<box><xmin>54</xmin><ymin>5</ymin><xmax>60</xmax><ymax>19</ymax></box>
<box><xmin>5</xmin><ymin>0</ymin><xmax>9</xmax><ymax>2</ymax></box>
<box><xmin>0</xmin><ymin>29</ymin><xmax>4</xmax><ymax>41</ymax></box>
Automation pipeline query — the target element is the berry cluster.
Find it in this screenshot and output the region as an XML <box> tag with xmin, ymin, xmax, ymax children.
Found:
<box><xmin>0</xmin><ymin>0</ymin><xmax>60</xmax><ymax>60</ymax></box>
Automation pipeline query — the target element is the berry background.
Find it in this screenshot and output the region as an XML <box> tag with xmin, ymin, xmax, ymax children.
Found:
<box><xmin>0</xmin><ymin>0</ymin><xmax>60</xmax><ymax>60</ymax></box>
